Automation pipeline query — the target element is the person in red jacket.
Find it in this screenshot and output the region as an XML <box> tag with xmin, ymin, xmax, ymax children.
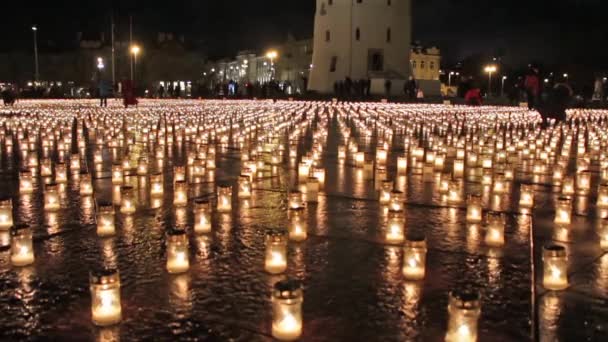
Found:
<box><xmin>465</xmin><ymin>87</ymin><xmax>482</xmax><ymax>106</ymax></box>
<box><xmin>524</xmin><ymin>66</ymin><xmax>540</xmax><ymax>110</ymax></box>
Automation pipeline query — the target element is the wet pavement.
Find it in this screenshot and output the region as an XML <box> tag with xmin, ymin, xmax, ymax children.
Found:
<box><xmin>0</xmin><ymin>100</ymin><xmax>607</xmax><ymax>341</ymax></box>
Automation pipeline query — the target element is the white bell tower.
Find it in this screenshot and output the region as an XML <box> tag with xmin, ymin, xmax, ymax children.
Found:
<box><xmin>308</xmin><ymin>0</ymin><xmax>412</xmax><ymax>94</ymax></box>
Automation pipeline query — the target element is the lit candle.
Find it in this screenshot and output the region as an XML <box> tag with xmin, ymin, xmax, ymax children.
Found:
<box><xmin>562</xmin><ymin>177</ymin><xmax>575</xmax><ymax>196</ymax></box>
<box><xmin>576</xmin><ymin>171</ymin><xmax>591</xmax><ymax>195</ymax></box>
<box><xmin>484</xmin><ymin>212</ymin><xmax>505</xmax><ymax>247</ymax></box>
<box><xmin>166</xmin><ymin>229</ymin><xmax>190</xmax><ymax>274</ymax></box>
<box><xmin>377</xmin><ymin>148</ymin><xmax>388</xmax><ymax>165</ymax></box>
<box><xmin>193</xmin><ymin>199</ymin><xmax>212</xmax><ymax>234</ymax></box>
<box><xmin>386</xmin><ymin>209</ymin><xmax>405</xmax><ymax>243</ymax></box>
<box><xmin>55</xmin><ymin>162</ymin><xmax>67</xmax><ymax>183</ymax></box>
<box><xmin>453</xmin><ymin>159</ymin><xmax>465</xmax><ymax>178</ymax></box>
<box><xmin>445</xmin><ymin>290</ymin><xmax>481</xmax><ymax>342</ymax></box>
<box><xmin>306</xmin><ymin>177</ymin><xmax>319</xmax><ymax>203</ymax></box>
<box><xmin>206</xmin><ymin>153</ymin><xmax>217</xmax><ymax>170</ymax></box>
<box><xmin>389</xmin><ymin>190</ymin><xmax>404</xmax><ymax>211</ymax></box>
<box><xmin>19</xmin><ymin>170</ymin><xmax>34</xmax><ymax>194</ymax></box>
<box><xmin>298</xmin><ymin>162</ymin><xmax>310</xmax><ymax>181</ymax></box>
<box><xmin>174</xmin><ymin>180</ymin><xmax>188</xmax><ymax>207</ymax></box>
<box><xmin>271</xmin><ymin>279</ymin><xmax>303</xmax><ymax>341</ymax></box>
<box><xmin>150</xmin><ymin>173</ymin><xmax>164</xmax><ymax>197</ymax></box>
<box><xmin>119</xmin><ymin>186</ymin><xmax>136</xmax><ymax>214</ymax></box>
<box><xmin>542</xmin><ymin>244</ymin><xmax>568</xmax><ymax>290</ymax></box>
<box><xmin>313</xmin><ymin>167</ymin><xmax>325</xmax><ymax>187</ymax></box>
<box><xmin>111</xmin><ymin>164</ymin><xmax>124</xmax><ymax>185</ymax></box>
<box><xmin>289</xmin><ymin>190</ymin><xmax>304</xmax><ymax>210</ymax></box>
<box><xmin>447</xmin><ymin>181</ymin><xmax>462</xmax><ymax>204</ymax></box>
<box><xmin>355</xmin><ymin>151</ymin><xmax>365</xmax><ymax>168</ymax></box>
<box><xmin>80</xmin><ymin>172</ymin><xmax>94</xmax><ymax>196</ymax></box>
<box><xmin>136</xmin><ymin>157</ymin><xmax>149</xmax><ymax>176</ymax></box>
<box><xmin>70</xmin><ymin>153</ymin><xmax>80</xmax><ymax>172</ymax></box>
<box><xmin>0</xmin><ymin>198</ymin><xmax>14</xmax><ymax>230</ymax></box>
<box><xmin>288</xmin><ymin>207</ymin><xmax>307</xmax><ymax>242</ymax></box>
<box><xmin>90</xmin><ymin>268</ymin><xmax>122</xmax><ymax>326</ymax></box>
<box><xmin>402</xmin><ymin>235</ymin><xmax>427</xmax><ymax>280</ymax></box>
<box><xmin>466</xmin><ymin>195</ymin><xmax>483</xmax><ymax>224</ymax></box>
<box><xmin>379</xmin><ymin>180</ymin><xmax>393</xmax><ymax>205</ymax></box>
<box><xmin>492</xmin><ymin>172</ymin><xmax>507</xmax><ymax>194</ymax></box>
<box><xmin>554</xmin><ymin>197</ymin><xmax>572</xmax><ymax>225</ymax></box>
<box><xmin>96</xmin><ymin>203</ymin><xmax>116</xmax><ymax>237</ymax></box>
<box><xmin>265</xmin><ymin>230</ymin><xmax>288</xmax><ymax>274</ymax></box>
<box><xmin>397</xmin><ymin>156</ymin><xmax>408</xmax><ymax>174</ymax></box>
<box><xmin>10</xmin><ymin>224</ymin><xmax>34</xmax><ymax>266</ymax></box>
<box><xmin>238</xmin><ymin>175</ymin><xmax>252</xmax><ymax>199</ymax></box>
<box><xmin>174</xmin><ymin>166</ymin><xmax>186</xmax><ymax>183</ymax></box>
<box><xmin>217</xmin><ymin>185</ymin><xmax>233</xmax><ymax>213</ymax></box>
<box><xmin>44</xmin><ymin>182</ymin><xmax>60</xmax><ymax>211</ymax></box>
<box><xmin>519</xmin><ymin>184</ymin><xmax>534</xmax><ymax>209</ymax></box>
<box><xmin>598</xmin><ymin>184</ymin><xmax>608</xmax><ymax>209</ymax></box>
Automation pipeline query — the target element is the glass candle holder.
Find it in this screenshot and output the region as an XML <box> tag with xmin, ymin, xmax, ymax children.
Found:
<box><xmin>389</xmin><ymin>190</ymin><xmax>404</xmax><ymax>211</ymax></box>
<box><xmin>44</xmin><ymin>182</ymin><xmax>60</xmax><ymax>211</ymax></box>
<box><xmin>136</xmin><ymin>157</ymin><xmax>149</xmax><ymax>176</ymax></box>
<box><xmin>600</xmin><ymin>218</ymin><xmax>608</xmax><ymax>251</ymax></box>
<box><xmin>166</xmin><ymin>229</ymin><xmax>190</xmax><ymax>274</ymax></box>
<box><xmin>576</xmin><ymin>171</ymin><xmax>591</xmax><ymax>195</ymax></box>
<box><xmin>111</xmin><ymin>164</ymin><xmax>124</xmax><ymax>185</ymax></box>
<box><xmin>193</xmin><ymin>199</ymin><xmax>212</xmax><ymax>234</ymax></box>
<box><xmin>122</xmin><ymin>156</ymin><xmax>134</xmax><ymax>171</ymax></box>
<box><xmin>397</xmin><ymin>156</ymin><xmax>408</xmax><ymax>174</ymax></box>
<box><xmin>298</xmin><ymin>162</ymin><xmax>310</xmax><ymax>181</ymax></box>
<box><xmin>55</xmin><ymin>162</ymin><xmax>68</xmax><ymax>183</ymax></box>
<box><xmin>386</xmin><ymin>209</ymin><xmax>405</xmax><ymax>243</ymax></box>
<box><xmin>519</xmin><ymin>184</ymin><xmax>534</xmax><ymax>209</ymax></box>
<box><xmin>338</xmin><ymin>146</ymin><xmax>346</xmax><ymax>160</ymax></box>
<box><xmin>265</xmin><ymin>230</ymin><xmax>288</xmax><ymax>274</ymax></box>
<box><xmin>379</xmin><ymin>180</ymin><xmax>393</xmax><ymax>205</ymax></box>
<box><xmin>446</xmin><ymin>290</ymin><xmax>481</xmax><ymax>342</ymax></box>
<box><xmin>376</xmin><ymin>148</ymin><xmax>388</xmax><ymax>165</ymax></box>
<box><xmin>0</xmin><ymin>198</ymin><xmax>13</xmax><ymax>230</ymax></box>
<box><xmin>542</xmin><ymin>244</ymin><xmax>568</xmax><ymax>290</ymax></box>
<box><xmin>19</xmin><ymin>170</ymin><xmax>34</xmax><ymax>194</ymax></box>
<box><xmin>90</xmin><ymin>268</ymin><xmax>122</xmax><ymax>326</ymax></box>
<box><xmin>306</xmin><ymin>177</ymin><xmax>319</xmax><ymax>203</ymax></box>
<box><xmin>313</xmin><ymin>168</ymin><xmax>325</xmax><ymax>187</ymax></box>
<box><xmin>150</xmin><ymin>173</ymin><xmax>164</xmax><ymax>197</ymax></box>
<box><xmin>402</xmin><ymin>235</ymin><xmax>427</xmax><ymax>280</ymax></box>
<box><xmin>193</xmin><ymin>158</ymin><xmax>206</xmax><ymax>177</ymax></box>
<box><xmin>492</xmin><ymin>173</ymin><xmax>507</xmax><ymax>194</ymax></box>
<box><xmin>10</xmin><ymin>224</ymin><xmax>34</xmax><ymax>266</ymax></box>
<box><xmin>96</xmin><ymin>202</ymin><xmax>116</xmax><ymax>237</ymax></box>
<box><xmin>562</xmin><ymin>177</ymin><xmax>575</xmax><ymax>196</ymax></box>
<box><xmin>552</xmin><ymin>166</ymin><xmax>565</xmax><ymax>184</ymax></box>
<box><xmin>70</xmin><ymin>153</ymin><xmax>80</xmax><ymax>172</ymax></box>
<box><xmin>453</xmin><ymin>159</ymin><xmax>465</xmax><ymax>178</ymax></box>
<box><xmin>174</xmin><ymin>166</ymin><xmax>186</xmax><ymax>183</ymax></box>
<box><xmin>271</xmin><ymin>279</ymin><xmax>303</xmax><ymax>341</ymax></box>
<box><xmin>238</xmin><ymin>175</ymin><xmax>252</xmax><ymax>199</ymax></box>
<box><xmin>554</xmin><ymin>197</ymin><xmax>572</xmax><ymax>225</ymax></box>
<box><xmin>288</xmin><ymin>207</ymin><xmax>307</xmax><ymax>242</ymax></box>
<box><xmin>174</xmin><ymin>180</ymin><xmax>188</xmax><ymax>207</ymax></box>
<box><xmin>119</xmin><ymin>186</ymin><xmax>136</xmax><ymax>214</ymax></box>
<box><xmin>206</xmin><ymin>154</ymin><xmax>217</xmax><ymax>170</ymax></box>
<box><xmin>485</xmin><ymin>212</ymin><xmax>505</xmax><ymax>247</ymax></box>
<box><xmin>447</xmin><ymin>181</ymin><xmax>462</xmax><ymax>204</ymax></box>
<box><xmin>217</xmin><ymin>185</ymin><xmax>233</xmax><ymax>213</ymax></box>
<box><xmin>466</xmin><ymin>194</ymin><xmax>483</xmax><ymax>224</ymax></box>
<box><xmin>289</xmin><ymin>190</ymin><xmax>304</xmax><ymax>210</ymax></box>
<box><xmin>355</xmin><ymin>151</ymin><xmax>365</xmax><ymax>168</ymax></box>
<box><xmin>80</xmin><ymin>172</ymin><xmax>94</xmax><ymax>196</ymax></box>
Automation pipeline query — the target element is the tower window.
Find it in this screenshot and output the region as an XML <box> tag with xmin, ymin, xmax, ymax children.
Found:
<box><xmin>368</xmin><ymin>49</ymin><xmax>384</xmax><ymax>72</ymax></box>
<box><xmin>386</xmin><ymin>28</ymin><xmax>391</xmax><ymax>43</ymax></box>
<box><xmin>421</xmin><ymin>61</ymin><xmax>425</xmax><ymax>69</ymax></box>
<box><xmin>326</xmin><ymin>30</ymin><xmax>331</xmax><ymax>42</ymax></box>
<box><xmin>330</xmin><ymin>56</ymin><xmax>337</xmax><ymax>72</ymax></box>
<box><xmin>430</xmin><ymin>62</ymin><xmax>435</xmax><ymax>70</ymax></box>
<box><xmin>412</xmin><ymin>61</ymin><xmax>417</xmax><ymax>69</ymax></box>
<box><xmin>388</xmin><ymin>0</ymin><xmax>391</xmax><ymax>5</ymax></box>
<box><xmin>329</xmin><ymin>0</ymin><xmax>333</xmax><ymax>5</ymax></box>
<box><xmin>357</xmin><ymin>0</ymin><xmax>362</xmax><ymax>3</ymax></box>
<box><xmin>355</xmin><ymin>28</ymin><xmax>360</xmax><ymax>41</ymax></box>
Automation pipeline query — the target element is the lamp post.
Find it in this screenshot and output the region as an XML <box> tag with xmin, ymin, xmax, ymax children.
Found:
<box><xmin>266</xmin><ymin>50</ymin><xmax>278</xmax><ymax>81</ymax></box>
<box><xmin>484</xmin><ymin>65</ymin><xmax>497</xmax><ymax>97</ymax></box>
<box><xmin>97</xmin><ymin>57</ymin><xmax>105</xmax><ymax>71</ymax></box>
<box><xmin>501</xmin><ymin>76</ymin><xmax>507</xmax><ymax>97</ymax></box>
<box><xmin>448</xmin><ymin>71</ymin><xmax>454</xmax><ymax>88</ymax></box>
<box><xmin>32</xmin><ymin>26</ymin><xmax>39</xmax><ymax>83</ymax></box>
<box><xmin>130</xmin><ymin>45</ymin><xmax>140</xmax><ymax>82</ymax></box>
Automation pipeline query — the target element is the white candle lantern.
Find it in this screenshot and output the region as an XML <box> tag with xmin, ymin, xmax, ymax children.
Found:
<box><xmin>206</xmin><ymin>153</ymin><xmax>217</xmax><ymax>170</ymax></box>
<box><xmin>402</xmin><ymin>235</ymin><xmax>427</xmax><ymax>280</ymax></box>
<box><xmin>379</xmin><ymin>180</ymin><xmax>393</xmax><ymax>205</ymax></box>
<box><xmin>150</xmin><ymin>173</ymin><xmax>164</xmax><ymax>197</ymax></box>
<box><xmin>598</xmin><ymin>184</ymin><xmax>608</xmax><ymax>209</ymax></box>
<box><xmin>96</xmin><ymin>203</ymin><xmax>116</xmax><ymax>237</ymax></box>
<box><xmin>193</xmin><ymin>199</ymin><xmax>212</xmax><ymax>234</ymax></box>
<box><xmin>166</xmin><ymin>229</ymin><xmax>190</xmax><ymax>274</ymax></box>
<box><xmin>217</xmin><ymin>185</ymin><xmax>232</xmax><ymax>213</ymax></box>
<box><xmin>306</xmin><ymin>177</ymin><xmax>319</xmax><ymax>203</ymax></box>
<box><xmin>386</xmin><ymin>209</ymin><xmax>405</xmax><ymax>243</ymax></box>
<box><xmin>453</xmin><ymin>159</ymin><xmax>465</xmax><ymax>178</ymax></box>
<box><xmin>397</xmin><ymin>156</ymin><xmax>408</xmax><ymax>174</ymax></box>
<box><xmin>70</xmin><ymin>153</ymin><xmax>80</xmax><ymax>172</ymax></box>
<box><xmin>238</xmin><ymin>175</ymin><xmax>252</xmax><ymax>199</ymax></box>
<box><xmin>445</xmin><ymin>290</ymin><xmax>481</xmax><ymax>342</ymax></box>
<box><xmin>492</xmin><ymin>172</ymin><xmax>507</xmax><ymax>194</ymax></box>
<box><xmin>389</xmin><ymin>190</ymin><xmax>404</xmax><ymax>211</ymax></box>
<box><xmin>136</xmin><ymin>157</ymin><xmax>149</xmax><ymax>176</ymax></box>
<box><xmin>576</xmin><ymin>171</ymin><xmax>591</xmax><ymax>195</ymax></box>
<box><xmin>174</xmin><ymin>166</ymin><xmax>186</xmax><ymax>183</ymax></box>
<box><xmin>10</xmin><ymin>224</ymin><xmax>35</xmax><ymax>266</ymax></box>
<box><xmin>288</xmin><ymin>207</ymin><xmax>307</xmax><ymax>242</ymax></box>
<box><xmin>271</xmin><ymin>279</ymin><xmax>303</xmax><ymax>341</ymax></box>
<box><xmin>44</xmin><ymin>183</ymin><xmax>60</xmax><ymax>211</ymax></box>
<box><xmin>174</xmin><ymin>180</ymin><xmax>188</xmax><ymax>207</ymax></box>
<box><xmin>554</xmin><ymin>197</ymin><xmax>572</xmax><ymax>225</ymax></box>
<box><xmin>298</xmin><ymin>162</ymin><xmax>310</xmax><ymax>181</ymax></box>
<box><xmin>55</xmin><ymin>163</ymin><xmax>67</xmax><ymax>183</ymax></box>
<box><xmin>447</xmin><ymin>181</ymin><xmax>462</xmax><ymax>204</ymax></box>
<box><xmin>484</xmin><ymin>212</ymin><xmax>505</xmax><ymax>247</ymax></box>
<box><xmin>19</xmin><ymin>170</ymin><xmax>34</xmax><ymax>194</ymax></box>
<box><xmin>519</xmin><ymin>184</ymin><xmax>534</xmax><ymax>209</ymax></box>
<box><xmin>119</xmin><ymin>186</ymin><xmax>136</xmax><ymax>214</ymax></box>
<box><xmin>0</xmin><ymin>198</ymin><xmax>13</xmax><ymax>230</ymax></box>
<box><xmin>265</xmin><ymin>230</ymin><xmax>288</xmax><ymax>274</ymax></box>
<box><xmin>542</xmin><ymin>244</ymin><xmax>569</xmax><ymax>290</ymax></box>
<box><xmin>376</xmin><ymin>148</ymin><xmax>388</xmax><ymax>165</ymax></box>
<box><xmin>562</xmin><ymin>177</ymin><xmax>575</xmax><ymax>196</ymax></box>
<box><xmin>289</xmin><ymin>191</ymin><xmax>305</xmax><ymax>210</ymax></box>
<box><xmin>355</xmin><ymin>151</ymin><xmax>365</xmax><ymax>168</ymax></box>
<box><xmin>338</xmin><ymin>146</ymin><xmax>346</xmax><ymax>160</ymax></box>
<box><xmin>313</xmin><ymin>168</ymin><xmax>325</xmax><ymax>187</ymax></box>
<box><xmin>80</xmin><ymin>172</ymin><xmax>94</xmax><ymax>196</ymax></box>
<box><xmin>111</xmin><ymin>164</ymin><xmax>124</xmax><ymax>185</ymax></box>
<box><xmin>90</xmin><ymin>268</ymin><xmax>122</xmax><ymax>326</ymax></box>
<box><xmin>466</xmin><ymin>195</ymin><xmax>483</xmax><ymax>224</ymax></box>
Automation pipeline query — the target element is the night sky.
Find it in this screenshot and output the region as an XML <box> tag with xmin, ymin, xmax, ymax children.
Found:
<box><xmin>4</xmin><ymin>0</ymin><xmax>608</xmax><ymax>67</ymax></box>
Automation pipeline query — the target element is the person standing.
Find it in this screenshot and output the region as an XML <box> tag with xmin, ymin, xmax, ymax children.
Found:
<box><xmin>524</xmin><ymin>67</ymin><xmax>541</xmax><ymax>110</ymax></box>
<box><xmin>384</xmin><ymin>79</ymin><xmax>392</xmax><ymax>97</ymax></box>
<box><xmin>404</xmin><ymin>76</ymin><xmax>417</xmax><ymax>101</ymax></box>
<box><xmin>98</xmin><ymin>79</ymin><xmax>112</xmax><ymax>107</ymax></box>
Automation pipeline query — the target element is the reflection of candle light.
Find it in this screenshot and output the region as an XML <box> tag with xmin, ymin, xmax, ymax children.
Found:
<box><xmin>0</xmin><ymin>198</ymin><xmax>13</xmax><ymax>230</ymax></box>
<box><xmin>543</xmin><ymin>244</ymin><xmax>568</xmax><ymax>290</ymax></box>
<box><xmin>166</xmin><ymin>229</ymin><xmax>190</xmax><ymax>274</ymax></box>
<box><xmin>265</xmin><ymin>230</ymin><xmax>288</xmax><ymax>274</ymax></box>
<box><xmin>11</xmin><ymin>225</ymin><xmax>35</xmax><ymax>266</ymax></box>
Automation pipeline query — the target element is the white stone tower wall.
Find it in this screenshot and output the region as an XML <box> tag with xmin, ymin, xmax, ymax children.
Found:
<box><xmin>308</xmin><ymin>0</ymin><xmax>412</xmax><ymax>93</ymax></box>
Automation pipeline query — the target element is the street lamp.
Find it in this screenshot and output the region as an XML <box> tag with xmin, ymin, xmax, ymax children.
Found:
<box><xmin>130</xmin><ymin>45</ymin><xmax>140</xmax><ymax>82</ymax></box>
<box><xmin>563</xmin><ymin>73</ymin><xmax>569</xmax><ymax>81</ymax></box>
<box><xmin>32</xmin><ymin>26</ymin><xmax>39</xmax><ymax>83</ymax></box>
<box><xmin>266</xmin><ymin>50</ymin><xmax>278</xmax><ymax>81</ymax></box>
<box><xmin>97</xmin><ymin>57</ymin><xmax>105</xmax><ymax>71</ymax></box>
<box><xmin>484</xmin><ymin>65</ymin><xmax>497</xmax><ymax>97</ymax></box>
<box><xmin>501</xmin><ymin>76</ymin><xmax>507</xmax><ymax>97</ymax></box>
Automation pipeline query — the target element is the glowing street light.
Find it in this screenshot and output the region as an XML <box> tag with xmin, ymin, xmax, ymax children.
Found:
<box><xmin>484</xmin><ymin>65</ymin><xmax>497</xmax><ymax>97</ymax></box>
<box><xmin>32</xmin><ymin>25</ymin><xmax>39</xmax><ymax>82</ymax></box>
<box><xmin>501</xmin><ymin>76</ymin><xmax>507</xmax><ymax>97</ymax></box>
<box><xmin>97</xmin><ymin>57</ymin><xmax>105</xmax><ymax>70</ymax></box>
<box><xmin>266</xmin><ymin>50</ymin><xmax>278</xmax><ymax>80</ymax></box>
<box><xmin>130</xmin><ymin>45</ymin><xmax>140</xmax><ymax>82</ymax></box>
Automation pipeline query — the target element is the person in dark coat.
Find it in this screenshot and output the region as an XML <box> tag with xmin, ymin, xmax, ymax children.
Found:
<box><xmin>384</xmin><ymin>79</ymin><xmax>392</xmax><ymax>97</ymax></box>
<box><xmin>98</xmin><ymin>79</ymin><xmax>112</xmax><ymax>107</ymax></box>
<box><xmin>404</xmin><ymin>76</ymin><xmax>417</xmax><ymax>100</ymax></box>
<box><xmin>524</xmin><ymin>67</ymin><xmax>541</xmax><ymax>110</ymax></box>
<box><xmin>538</xmin><ymin>83</ymin><xmax>572</xmax><ymax>128</ymax></box>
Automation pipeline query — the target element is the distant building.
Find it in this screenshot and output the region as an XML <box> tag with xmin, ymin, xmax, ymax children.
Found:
<box><xmin>410</xmin><ymin>45</ymin><xmax>441</xmax><ymax>96</ymax></box>
<box><xmin>308</xmin><ymin>0</ymin><xmax>413</xmax><ymax>94</ymax></box>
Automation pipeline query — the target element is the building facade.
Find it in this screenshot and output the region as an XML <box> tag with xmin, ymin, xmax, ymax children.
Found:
<box><xmin>308</xmin><ymin>0</ymin><xmax>412</xmax><ymax>94</ymax></box>
<box><xmin>410</xmin><ymin>46</ymin><xmax>441</xmax><ymax>96</ymax></box>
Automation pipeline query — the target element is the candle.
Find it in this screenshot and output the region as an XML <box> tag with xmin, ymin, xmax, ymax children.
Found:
<box><xmin>338</xmin><ymin>146</ymin><xmax>346</xmax><ymax>160</ymax></box>
<box><xmin>376</xmin><ymin>148</ymin><xmax>388</xmax><ymax>165</ymax></box>
<box><xmin>389</xmin><ymin>190</ymin><xmax>404</xmax><ymax>211</ymax></box>
<box><xmin>492</xmin><ymin>172</ymin><xmax>507</xmax><ymax>194</ymax></box>
<box><xmin>466</xmin><ymin>194</ymin><xmax>483</xmax><ymax>224</ymax></box>
<box><xmin>445</xmin><ymin>290</ymin><xmax>481</xmax><ymax>342</ymax></box>
<box><xmin>288</xmin><ymin>207</ymin><xmax>307</xmax><ymax>242</ymax></box>
<box><xmin>447</xmin><ymin>181</ymin><xmax>462</xmax><ymax>204</ymax></box>
<box><xmin>386</xmin><ymin>209</ymin><xmax>405</xmax><ymax>243</ymax></box>
<box><xmin>576</xmin><ymin>171</ymin><xmax>591</xmax><ymax>195</ymax></box>
<box><xmin>271</xmin><ymin>279</ymin><xmax>304</xmax><ymax>341</ymax></box>
<box><xmin>554</xmin><ymin>197</ymin><xmax>572</xmax><ymax>225</ymax></box>
<box><xmin>453</xmin><ymin>159</ymin><xmax>465</xmax><ymax>178</ymax></box>
<box><xmin>96</xmin><ymin>203</ymin><xmax>116</xmax><ymax>237</ymax></box>
<box><xmin>238</xmin><ymin>175</ymin><xmax>252</xmax><ymax>199</ymax></box>
<box><xmin>174</xmin><ymin>180</ymin><xmax>188</xmax><ymax>207</ymax></box>
<box><xmin>562</xmin><ymin>177</ymin><xmax>575</xmax><ymax>196</ymax></box>
<box><xmin>111</xmin><ymin>164</ymin><xmax>124</xmax><ymax>185</ymax></box>
<box><xmin>80</xmin><ymin>172</ymin><xmax>94</xmax><ymax>196</ymax></box>
<box><xmin>10</xmin><ymin>224</ymin><xmax>35</xmax><ymax>266</ymax></box>
<box><xmin>402</xmin><ymin>235</ymin><xmax>427</xmax><ymax>280</ymax></box>
<box><xmin>484</xmin><ymin>212</ymin><xmax>505</xmax><ymax>247</ymax></box>
<box><xmin>44</xmin><ymin>183</ymin><xmax>60</xmax><ymax>211</ymax></box>
<box><xmin>119</xmin><ymin>186</ymin><xmax>136</xmax><ymax>214</ymax></box>
<box><xmin>298</xmin><ymin>162</ymin><xmax>310</xmax><ymax>181</ymax></box>
<box><xmin>519</xmin><ymin>184</ymin><xmax>534</xmax><ymax>209</ymax></box>
<box><xmin>136</xmin><ymin>157</ymin><xmax>149</xmax><ymax>176</ymax></box>
<box><xmin>174</xmin><ymin>166</ymin><xmax>186</xmax><ymax>183</ymax></box>
<box><xmin>193</xmin><ymin>199</ymin><xmax>212</xmax><ymax>234</ymax></box>
<box><xmin>542</xmin><ymin>244</ymin><xmax>568</xmax><ymax>290</ymax></box>
<box><xmin>166</xmin><ymin>229</ymin><xmax>190</xmax><ymax>274</ymax></box>
<box><xmin>90</xmin><ymin>268</ymin><xmax>122</xmax><ymax>326</ymax></box>
<box><xmin>70</xmin><ymin>153</ymin><xmax>80</xmax><ymax>172</ymax></box>
<box><xmin>397</xmin><ymin>156</ymin><xmax>408</xmax><ymax>174</ymax></box>
<box><xmin>289</xmin><ymin>190</ymin><xmax>305</xmax><ymax>210</ymax></box>
<box><xmin>217</xmin><ymin>185</ymin><xmax>232</xmax><ymax>213</ymax></box>
<box><xmin>379</xmin><ymin>180</ymin><xmax>393</xmax><ymax>205</ymax></box>
<box><xmin>355</xmin><ymin>151</ymin><xmax>365</xmax><ymax>168</ymax></box>
<box><xmin>0</xmin><ymin>198</ymin><xmax>13</xmax><ymax>230</ymax></box>
<box><xmin>55</xmin><ymin>162</ymin><xmax>67</xmax><ymax>183</ymax></box>
<box><xmin>313</xmin><ymin>167</ymin><xmax>325</xmax><ymax>187</ymax></box>
<box><xmin>265</xmin><ymin>230</ymin><xmax>288</xmax><ymax>274</ymax></box>
<box><xmin>19</xmin><ymin>170</ymin><xmax>34</xmax><ymax>194</ymax></box>
<box><xmin>306</xmin><ymin>177</ymin><xmax>319</xmax><ymax>203</ymax></box>
<box><xmin>150</xmin><ymin>173</ymin><xmax>164</xmax><ymax>197</ymax></box>
<box><xmin>597</xmin><ymin>184</ymin><xmax>608</xmax><ymax>209</ymax></box>
<box><xmin>206</xmin><ymin>153</ymin><xmax>217</xmax><ymax>170</ymax></box>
